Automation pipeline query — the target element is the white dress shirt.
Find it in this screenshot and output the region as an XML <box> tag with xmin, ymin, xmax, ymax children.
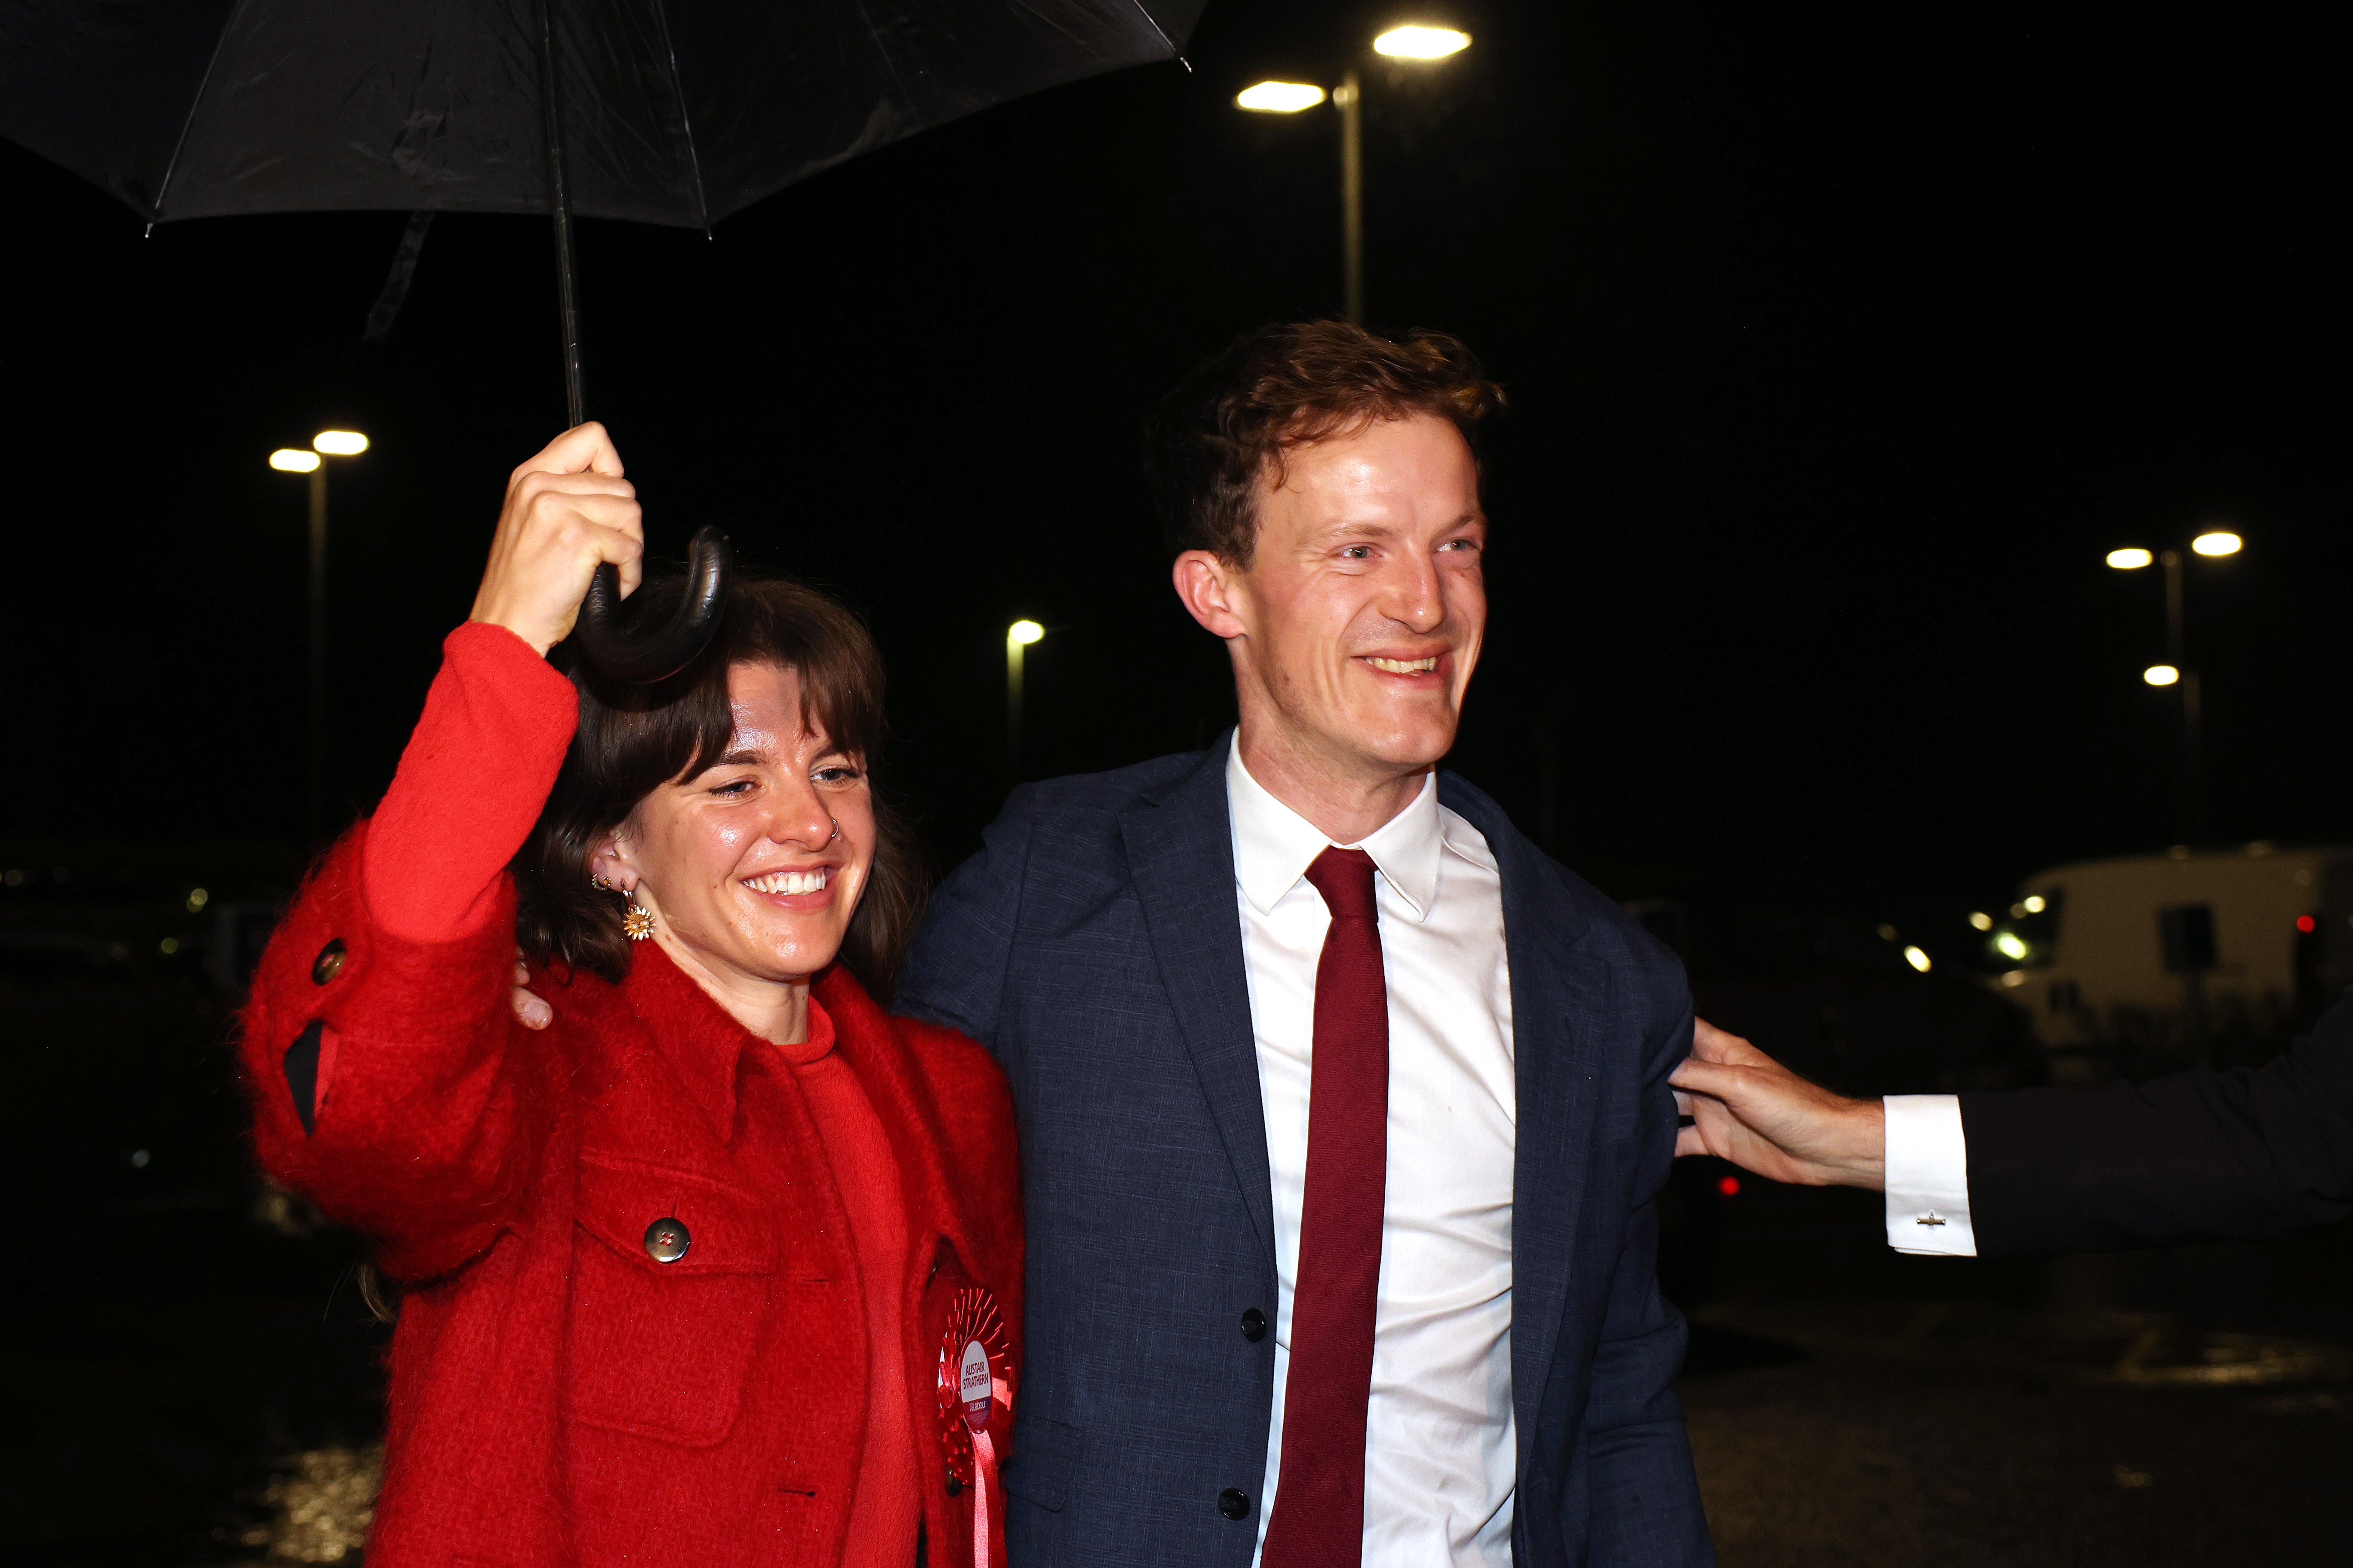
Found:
<box><xmin>1883</xmin><ymin>1094</ymin><xmax>1977</xmax><ymax>1255</ymax></box>
<box><xmin>1226</xmin><ymin>739</ymin><xmax>1519</xmax><ymax>1568</ymax></box>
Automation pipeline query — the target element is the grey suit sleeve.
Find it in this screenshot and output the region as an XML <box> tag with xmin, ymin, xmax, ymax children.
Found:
<box><xmin>1961</xmin><ymin>992</ymin><xmax>2353</xmax><ymax>1255</ymax></box>
<box><xmin>894</xmin><ymin>783</ymin><xmax>1038</xmax><ymax>1052</ymax></box>
<box><xmin>1582</xmin><ymin>1001</ymin><xmax>1716</xmax><ymax>1568</ymax></box>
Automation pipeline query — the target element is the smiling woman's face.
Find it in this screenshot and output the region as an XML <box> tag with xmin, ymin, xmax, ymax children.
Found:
<box><xmin>593</xmin><ymin>661</ymin><xmax>874</xmax><ymax>987</ymax></box>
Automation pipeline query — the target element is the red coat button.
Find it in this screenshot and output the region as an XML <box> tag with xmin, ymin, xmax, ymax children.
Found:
<box><xmin>644</xmin><ymin>1218</ymin><xmax>690</xmax><ymax>1263</ymax></box>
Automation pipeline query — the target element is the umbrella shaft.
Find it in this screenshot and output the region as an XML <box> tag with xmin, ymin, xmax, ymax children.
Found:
<box><xmin>537</xmin><ymin>0</ymin><xmax>587</xmax><ymax>427</ymax></box>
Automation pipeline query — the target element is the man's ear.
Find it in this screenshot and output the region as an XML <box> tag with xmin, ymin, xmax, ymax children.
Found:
<box><xmin>1173</xmin><ymin>549</ymin><xmax>1251</xmax><ymax>640</ymax></box>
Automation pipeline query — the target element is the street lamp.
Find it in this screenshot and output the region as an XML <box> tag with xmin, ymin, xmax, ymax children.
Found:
<box><xmin>2107</xmin><ymin>525</ymin><xmax>2243</xmax><ymax>840</ymax></box>
<box><xmin>1236</xmin><ymin>21</ymin><xmax>1473</xmax><ymax>323</ymax></box>
<box><xmin>271</xmin><ymin>429</ymin><xmax>369</xmax><ymax>843</ymax></box>
<box><xmin>1373</xmin><ymin>25</ymin><xmax>1471</xmax><ymax>58</ymax></box>
<box><xmin>1237</xmin><ymin>82</ymin><xmax>1325</xmax><ymax>112</ymax></box>
<box><xmin>1006</xmin><ymin>619</ymin><xmax>1045</xmax><ymax>781</ymax></box>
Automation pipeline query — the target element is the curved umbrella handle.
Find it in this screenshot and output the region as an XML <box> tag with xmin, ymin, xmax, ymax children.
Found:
<box><xmin>568</xmin><ymin>525</ymin><xmax>733</xmax><ymax>683</ymax></box>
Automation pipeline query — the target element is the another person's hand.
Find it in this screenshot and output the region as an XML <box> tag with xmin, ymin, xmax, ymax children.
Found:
<box><xmin>512</xmin><ymin>953</ymin><xmax>552</xmax><ymax>1031</ymax></box>
<box><xmin>469</xmin><ymin>423</ymin><xmax>644</xmax><ymax>655</ymax></box>
<box><xmin>1671</xmin><ymin>1019</ymin><xmax>1887</xmax><ymax>1189</ymax></box>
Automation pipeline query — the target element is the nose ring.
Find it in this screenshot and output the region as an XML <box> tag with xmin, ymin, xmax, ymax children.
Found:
<box><xmin>827</xmin><ymin>817</ymin><xmax>840</xmax><ymax>842</ymax></box>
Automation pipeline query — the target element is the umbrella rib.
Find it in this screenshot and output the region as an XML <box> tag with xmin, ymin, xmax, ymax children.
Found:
<box><xmin>647</xmin><ymin>0</ymin><xmax>711</xmax><ymax>232</ymax></box>
<box><xmin>150</xmin><ymin>0</ymin><xmax>266</xmax><ymax>223</ymax></box>
<box><xmin>1121</xmin><ymin>0</ymin><xmax>1180</xmax><ymax>60</ymax></box>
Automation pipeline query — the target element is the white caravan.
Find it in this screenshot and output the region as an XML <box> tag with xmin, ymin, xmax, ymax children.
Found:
<box><xmin>1982</xmin><ymin>842</ymin><xmax>2353</xmax><ymax>1050</ymax></box>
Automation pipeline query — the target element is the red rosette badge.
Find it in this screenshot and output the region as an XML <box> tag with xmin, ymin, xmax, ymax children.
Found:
<box><xmin>936</xmin><ymin>1288</ymin><xmax>1014</xmax><ymax>1568</ymax></box>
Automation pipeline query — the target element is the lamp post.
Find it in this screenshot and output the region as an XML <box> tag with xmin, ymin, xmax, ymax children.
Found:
<box><xmin>2107</xmin><ymin>529</ymin><xmax>2242</xmax><ymax>841</ymax></box>
<box><xmin>1006</xmin><ymin>619</ymin><xmax>1044</xmax><ymax>782</ymax></box>
<box><xmin>1236</xmin><ymin>24</ymin><xmax>1472</xmax><ymax>323</ymax></box>
<box><xmin>270</xmin><ymin>430</ymin><xmax>370</xmax><ymax>843</ymax></box>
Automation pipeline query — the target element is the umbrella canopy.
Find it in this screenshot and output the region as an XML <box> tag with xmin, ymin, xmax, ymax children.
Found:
<box><xmin>3</xmin><ymin>0</ymin><xmax>1200</xmax><ymax>680</ymax></box>
<box><xmin>0</xmin><ymin>0</ymin><xmax>1201</xmax><ymax>228</ymax></box>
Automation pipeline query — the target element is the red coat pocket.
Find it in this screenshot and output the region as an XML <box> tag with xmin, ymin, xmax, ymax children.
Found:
<box><xmin>563</xmin><ymin>1154</ymin><xmax>778</xmax><ymax>1447</ymax></box>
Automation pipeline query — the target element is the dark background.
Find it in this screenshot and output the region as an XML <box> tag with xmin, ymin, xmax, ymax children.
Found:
<box><xmin>6</xmin><ymin>0</ymin><xmax>2348</xmax><ymax>920</ymax></box>
<box><xmin>5</xmin><ymin>2</ymin><xmax>2353</xmax><ymax>1563</ymax></box>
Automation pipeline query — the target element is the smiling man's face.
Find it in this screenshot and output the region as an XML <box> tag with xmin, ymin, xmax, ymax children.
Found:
<box><xmin>1178</xmin><ymin>411</ymin><xmax>1487</xmax><ymax>795</ymax></box>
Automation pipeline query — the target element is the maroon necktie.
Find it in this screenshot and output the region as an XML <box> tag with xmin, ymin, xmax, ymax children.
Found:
<box><xmin>1261</xmin><ymin>847</ymin><xmax>1388</xmax><ymax>1568</ymax></box>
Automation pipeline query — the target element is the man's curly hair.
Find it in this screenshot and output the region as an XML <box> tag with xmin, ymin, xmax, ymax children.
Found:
<box><xmin>1141</xmin><ymin>320</ymin><xmax>1506</xmax><ymax>566</ymax></box>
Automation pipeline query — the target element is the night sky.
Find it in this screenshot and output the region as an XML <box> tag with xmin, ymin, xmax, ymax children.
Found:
<box><xmin>4</xmin><ymin>0</ymin><xmax>2348</xmax><ymax>930</ymax></box>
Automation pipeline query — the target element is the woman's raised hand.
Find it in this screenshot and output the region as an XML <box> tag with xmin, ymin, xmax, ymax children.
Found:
<box><xmin>469</xmin><ymin>423</ymin><xmax>645</xmax><ymax>655</ymax></box>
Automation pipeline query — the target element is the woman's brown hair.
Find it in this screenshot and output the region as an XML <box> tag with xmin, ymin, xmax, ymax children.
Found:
<box><xmin>513</xmin><ymin>572</ymin><xmax>927</xmax><ymax>1001</ymax></box>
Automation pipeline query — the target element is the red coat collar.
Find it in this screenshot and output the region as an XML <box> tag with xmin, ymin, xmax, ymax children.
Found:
<box><xmin>612</xmin><ymin>949</ymin><xmax>983</xmax><ymax>1271</ymax></box>
<box><xmin>616</xmin><ymin>944</ymin><xmax>840</xmax><ymax>1143</ymax></box>
<box><xmin>818</xmin><ymin>966</ymin><xmax>988</xmax><ymax>1276</ymax></box>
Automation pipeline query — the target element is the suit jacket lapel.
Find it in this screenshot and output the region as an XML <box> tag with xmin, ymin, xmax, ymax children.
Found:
<box><xmin>1116</xmin><ymin>758</ymin><xmax>1609</xmax><ymax>1406</ymax></box>
<box><xmin>1440</xmin><ymin>778</ymin><xmax>1607</xmax><ymax>1465</ymax></box>
<box><xmin>1119</xmin><ymin>741</ymin><xmax>1276</xmax><ymax>1272</ymax></box>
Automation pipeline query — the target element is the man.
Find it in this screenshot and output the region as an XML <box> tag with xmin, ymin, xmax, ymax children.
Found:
<box><xmin>898</xmin><ymin>322</ymin><xmax>1713</xmax><ymax>1566</ymax></box>
<box><xmin>1671</xmin><ymin>1001</ymin><xmax>2353</xmax><ymax>1256</ymax></box>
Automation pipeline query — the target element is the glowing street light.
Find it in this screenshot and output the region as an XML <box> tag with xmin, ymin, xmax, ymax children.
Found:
<box><xmin>1007</xmin><ymin>619</ymin><xmax>1046</xmax><ymax>781</ymax></box>
<box><xmin>2105</xmin><ymin>525</ymin><xmax>2246</xmax><ymax>841</ymax></box>
<box><xmin>270</xmin><ymin>427</ymin><xmax>370</xmax><ymax>843</ymax></box>
<box><xmin>1902</xmin><ymin>946</ymin><xmax>1932</xmax><ymax>973</ymax></box>
<box><xmin>1373</xmin><ymin>25</ymin><xmax>1470</xmax><ymax>58</ymax></box>
<box><xmin>1236</xmin><ymin>81</ymin><xmax>1326</xmax><ymax>112</ymax></box>
<box><xmin>1232</xmin><ymin>22</ymin><xmax>1473</xmax><ymax>322</ymax></box>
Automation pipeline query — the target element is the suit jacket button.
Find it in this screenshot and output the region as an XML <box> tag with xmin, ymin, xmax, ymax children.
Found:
<box><xmin>644</xmin><ymin>1218</ymin><xmax>690</xmax><ymax>1263</ymax></box>
<box><xmin>1240</xmin><ymin>1307</ymin><xmax>1267</xmax><ymax>1342</ymax></box>
<box><xmin>1218</xmin><ymin>1487</ymin><xmax>1250</xmax><ymax>1520</ymax></box>
<box><xmin>311</xmin><ymin>939</ymin><xmax>347</xmax><ymax>985</ymax></box>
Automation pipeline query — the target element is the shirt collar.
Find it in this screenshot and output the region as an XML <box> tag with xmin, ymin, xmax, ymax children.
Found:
<box><xmin>1225</xmin><ymin>733</ymin><xmax>1443</xmax><ymax>922</ymax></box>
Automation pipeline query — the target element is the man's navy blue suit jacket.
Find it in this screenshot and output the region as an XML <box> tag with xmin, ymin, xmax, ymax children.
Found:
<box><xmin>896</xmin><ymin>741</ymin><xmax>1714</xmax><ymax>1568</ymax></box>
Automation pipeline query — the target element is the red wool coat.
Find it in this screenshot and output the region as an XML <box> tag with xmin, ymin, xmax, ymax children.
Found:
<box><xmin>240</xmin><ymin>828</ymin><xmax>1023</xmax><ymax>1568</ymax></box>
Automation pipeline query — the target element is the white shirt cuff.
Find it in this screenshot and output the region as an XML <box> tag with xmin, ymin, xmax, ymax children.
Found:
<box><xmin>1883</xmin><ymin>1094</ymin><xmax>1975</xmax><ymax>1255</ymax></box>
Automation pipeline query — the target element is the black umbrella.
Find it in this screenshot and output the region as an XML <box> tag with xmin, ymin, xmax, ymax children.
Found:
<box><xmin>1</xmin><ymin>0</ymin><xmax>1200</xmax><ymax>678</ymax></box>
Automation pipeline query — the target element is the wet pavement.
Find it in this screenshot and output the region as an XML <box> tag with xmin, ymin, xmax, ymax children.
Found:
<box><xmin>1672</xmin><ymin>1175</ymin><xmax>2353</xmax><ymax>1568</ymax></box>
<box><xmin>1683</xmin><ymin>1309</ymin><xmax>2353</xmax><ymax>1567</ymax></box>
<box><xmin>0</xmin><ymin>1266</ymin><xmax>389</xmax><ymax>1565</ymax></box>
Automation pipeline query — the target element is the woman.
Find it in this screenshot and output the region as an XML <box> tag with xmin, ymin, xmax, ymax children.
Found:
<box><xmin>239</xmin><ymin>424</ymin><xmax>1021</xmax><ymax>1568</ymax></box>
